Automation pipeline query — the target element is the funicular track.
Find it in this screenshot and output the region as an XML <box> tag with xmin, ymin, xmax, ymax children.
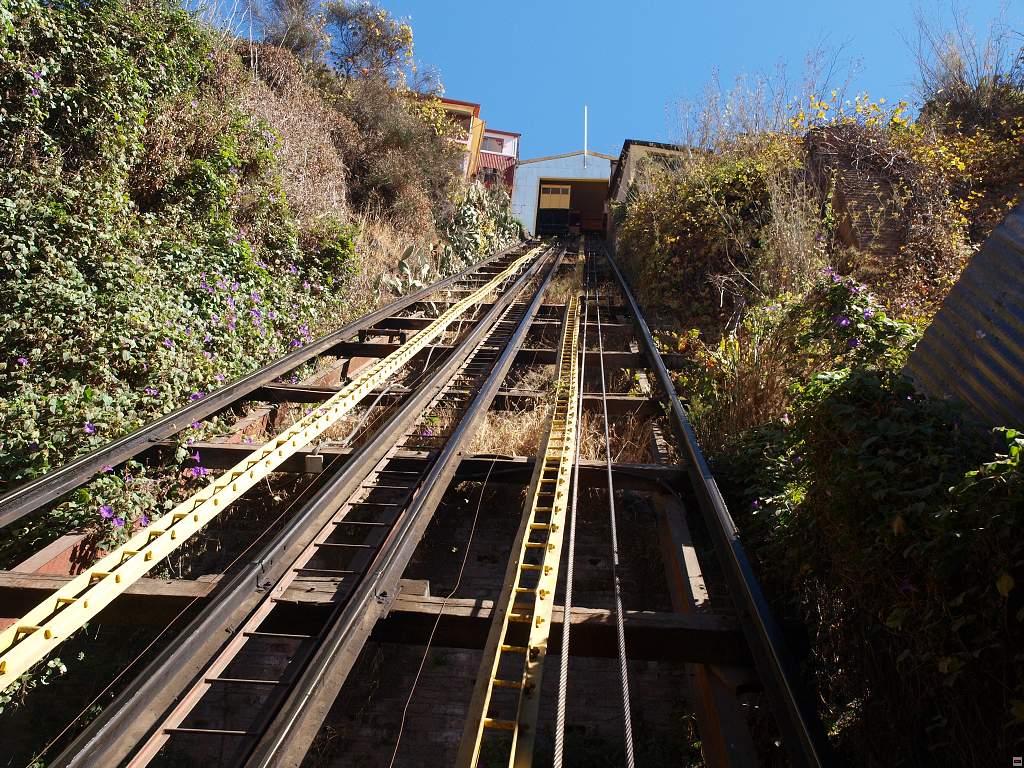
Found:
<box><xmin>0</xmin><ymin>237</ymin><xmax>833</xmax><ymax>768</ymax></box>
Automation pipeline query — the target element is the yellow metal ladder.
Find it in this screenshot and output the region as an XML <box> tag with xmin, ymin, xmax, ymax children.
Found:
<box><xmin>458</xmin><ymin>250</ymin><xmax>583</xmax><ymax>767</ymax></box>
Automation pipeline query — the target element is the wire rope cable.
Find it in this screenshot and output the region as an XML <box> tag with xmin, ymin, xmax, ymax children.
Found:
<box><xmin>594</xmin><ymin>249</ymin><xmax>637</xmax><ymax>768</ymax></box>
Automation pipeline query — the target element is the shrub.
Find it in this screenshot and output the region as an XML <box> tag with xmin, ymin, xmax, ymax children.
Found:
<box><xmin>717</xmin><ymin>369</ymin><xmax>1023</xmax><ymax>765</ymax></box>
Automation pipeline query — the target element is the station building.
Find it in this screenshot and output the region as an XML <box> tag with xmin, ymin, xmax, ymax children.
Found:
<box><xmin>510</xmin><ymin>149</ymin><xmax>614</xmax><ymax>237</ymax></box>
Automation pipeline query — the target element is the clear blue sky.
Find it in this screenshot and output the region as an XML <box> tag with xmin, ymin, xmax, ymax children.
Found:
<box><xmin>385</xmin><ymin>0</ymin><xmax>1021</xmax><ymax>159</ymax></box>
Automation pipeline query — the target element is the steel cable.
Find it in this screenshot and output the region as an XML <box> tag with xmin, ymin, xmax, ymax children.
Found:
<box><xmin>594</xmin><ymin>249</ymin><xmax>637</xmax><ymax>768</ymax></box>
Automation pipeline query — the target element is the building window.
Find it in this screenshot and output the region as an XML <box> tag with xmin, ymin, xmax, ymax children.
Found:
<box><xmin>482</xmin><ymin>136</ymin><xmax>505</xmax><ymax>153</ymax></box>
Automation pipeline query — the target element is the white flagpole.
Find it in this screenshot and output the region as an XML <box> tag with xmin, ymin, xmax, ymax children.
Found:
<box><xmin>584</xmin><ymin>104</ymin><xmax>588</xmax><ymax>168</ymax></box>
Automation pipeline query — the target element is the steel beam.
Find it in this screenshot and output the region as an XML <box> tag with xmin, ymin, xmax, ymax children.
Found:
<box><xmin>143</xmin><ymin>442</ymin><xmax>685</xmax><ymax>491</ymax></box>
<box><xmin>251</xmin><ymin>384</ymin><xmax>658</xmax><ymax>417</ymax></box>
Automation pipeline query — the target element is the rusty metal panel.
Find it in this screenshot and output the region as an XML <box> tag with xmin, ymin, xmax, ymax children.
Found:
<box><xmin>906</xmin><ymin>202</ymin><xmax>1024</xmax><ymax>428</ymax></box>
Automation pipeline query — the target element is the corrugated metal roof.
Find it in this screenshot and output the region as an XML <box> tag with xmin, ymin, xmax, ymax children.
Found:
<box><xmin>478</xmin><ymin>151</ymin><xmax>516</xmax><ymax>172</ymax></box>
<box><xmin>906</xmin><ymin>202</ymin><xmax>1024</xmax><ymax>428</ymax></box>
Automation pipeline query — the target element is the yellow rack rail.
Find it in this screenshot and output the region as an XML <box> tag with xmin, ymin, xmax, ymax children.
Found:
<box><xmin>458</xmin><ymin>261</ymin><xmax>582</xmax><ymax>767</ymax></box>
<box><xmin>0</xmin><ymin>247</ymin><xmax>540</xmax><ymax>692</ymax></box>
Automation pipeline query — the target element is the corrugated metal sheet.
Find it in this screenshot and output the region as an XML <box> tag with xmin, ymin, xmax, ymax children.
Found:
<box><xmin>477</xmin><ymin>151</ymin><xmax>516</xmax><ymax>172</ymax></box>
<box><xmin>905</xmin><ymin>201</ymin><xmax>1024</xmax><ymax>428</ymax></box>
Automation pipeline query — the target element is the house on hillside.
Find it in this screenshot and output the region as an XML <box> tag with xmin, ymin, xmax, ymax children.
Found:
<box><xmin>511</xmin><ymin>149</ymin><xmax>614</xmax><ymax>237</ymax></box>
<box><xmin>477</xmin><ymin>128</ymin><xmax>519</xmax><ymax>194</ymax></box>
<box><xmin>440</xmin><ymin>97</ymin><xmax>485</xmax><ymax>180</ymax></box>
<box><xmin>608</xmin><ymin>139</ymin><xmax>688</xmax><ymax>204</ymax></box>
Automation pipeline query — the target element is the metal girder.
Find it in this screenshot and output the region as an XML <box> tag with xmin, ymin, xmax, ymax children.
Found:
<box><xmin>374</xmin><ymin>594</ymin><xmax>748</xmax><ymax>664</ymax></box>
<box><xmin>143</xmin><ymin>442</ymin><xmax>685</xmax><ymax>490</ymax></box>
<box><xmin>251</xmin><ymin>383</ymin><xmax>659</xmax><ymax>417</ymax></box>
<box><xmin>0</xmin><ymin>249</ymin><xmax>540</xmax><ymax>694</ymax></box>
<box><xmin>329</xmin><ymin>342</ymin><xmax>687</xmax><ymax>370</ymax></box>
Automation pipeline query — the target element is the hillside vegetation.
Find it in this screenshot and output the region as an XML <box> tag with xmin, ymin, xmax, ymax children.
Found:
<box><xmin>615</xmin><ymin>29</ymin><xmax>1024</xmax><ymax>768</ymax></box>
<box><xmin>0</xmin><ymin>0</ymin><xmax>520</xmax><ymax>569</ymax></box>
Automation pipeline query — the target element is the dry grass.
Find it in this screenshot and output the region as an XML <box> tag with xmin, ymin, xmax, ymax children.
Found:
<box><xmin>467</xmin><ymin>405</ymin><xmax>553</xmax><ymax>457</ymax></box>
<box><xmin>235</xmin><ymin>44</ymin><xmax>353</xmax><ymax>229</ymax></box>
<box><xmin>543</xmin><ymin>270</ymin><xmax>579</xmax><ymax>305</ymax></box>
<box><xmin>577</xmin><ymin>411</ymin><xmax>653</xmax><ymax>464</ymax></box>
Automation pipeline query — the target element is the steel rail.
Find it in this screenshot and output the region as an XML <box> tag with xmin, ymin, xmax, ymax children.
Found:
<box><xmin>0</xmin><ymin>245</ymin><xmax>522</xmax><ymax>530</ymax></box>
<box><xmin>52</xmin><ymin>245</ymin><xmax>559</xmax><ymax>768</ymax></box>
<box><xmin>242</xmin><ymin>248</ymin><xmax>568</xmax><ymax>768</ymax></box>
<box><xmin>604</xmin><ymin>246</ymin><xmax>833</xmax><ymax>768</ymax></box>
<box><xmin>0</xmin><ymin>248</ymin><xmax>541</xmax><ymax>693</ymax></box>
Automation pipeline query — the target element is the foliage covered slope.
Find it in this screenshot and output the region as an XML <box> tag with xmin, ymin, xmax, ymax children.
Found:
<box><xmin>615</xmin><ymin>66</ymin><xmax>1024</xmax><ymax>766</ymax></box>
<box><xmin>0</xmin><ymin>0</ymin><xmax>520</xmax><ymax>563</ymax></box>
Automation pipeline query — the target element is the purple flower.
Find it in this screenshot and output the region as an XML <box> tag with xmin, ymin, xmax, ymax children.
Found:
<box><xmin>226</xmin><ymin>296</ymin><xmax>236</xmax><ymax>309</ymax></box>
<box><xmin>215</xmin><ymin>373</ymin><xmax>226</xmax><ymax>383</ymax></box>
<box><xmin>268</xmin><ymin>310</ymin><xmax>277</xmax><ymax>320</ymax></box>
<box><xmin>251</xmin><ymin>291</ymin><xmax>261</xmax><ymax>304</ymax></box>
<box><xmin>190</xmin><ymin>466</ymin><xmax>209</xmax><ymax>478</ymax></box>
<box><xmin>835</xmin><ymin>316</ymin><xmax>851</xmax><ymax>328</ymax></box>
<box><xmin>204</xmin><ymin>332</ymin><xmax>213</xmax><ymax>343</ymax></box>
<box><xmin>848</xmin><ymin>337</ymin><xmax>861</xmax><ymax>349</ymax></box>
<box><xmin>421</xmin><ymin>428</ymin><xmax>435</xmax><ymax>437</ymax></box>
<box><xmin>863</xmin><ymin>308</ymin><xmax>875</xmax><ymax>320</ymax></box>
<box><xmin>29</xmin><ymin>87</ymin><xmax>40</xmax><ymax>97</ymax></box>
<box><xmin>141</xmin><ymin>514</ymin><xmax>150</xmax><ymax>527</ymax></box>
<box><xmin>99</xmin><ymin>505</ymin><xmax>113</xmax><ymax>519</ymax></box>
<box><xmin>203</xmin><ymin>350</ymin><xmax>212</xmax><ymax>359</ymax></box>
<box><xmin>191</xmin><ymin>451</ymin><xmax>201</xmax><ymax>463</ymax></box>
<box><xmin>31</xmin><ymin>70</ymin><xmax>43</xmax><ymax>80</ymax></box>
<box><xmin>290</xmin><ymin>339</ymin><xmax>302</xmax><ymax>348</ymax></box>
<box><xmin>163</xmin><ymin>338</ymin><xmax>174</xmax><ymax>349</ymax></box>
<box><xmin>101</xmin><ymin>464</ymin><xmax>113</xmax><ymax>473</ymax></box>
<box><xmin>83</xmin><ymin>422</ymin><xmax>96</xmax><ymax>435</ymax></box>
<box><xmin>250</xmin><ymin>308</ymin><xmax>262</xmax><ymax>319</ymax></box>
<box><xmin>288</xmin><ymin>264</ymin><xmax>298</xmax><ymax>274</ymax></box>
<box><xmin>189</xmin><ymin>391</ymin><xmax>205</xmax><ymax>401</ymax></box>
<box><xmin>144</xmin><ymin>386</ymin><xmax>159</xmax><ymax>396</ymax></box>
<box><xmin>302</xmin><ymin>280</ymin><xmax>310</xmax><ymax>291</ymax></box>
<box><xmin>113</xmin><ymin>517</ymin><xmax>125</xmax><ymax>528</ymax></box>
<box><xmin>191</xmin><ymin>421</ymin><xmax>200</xmax><ymax>429</ymax></box>
<box><xmin>751</xmin><ymin>499</ymin><xmax>761</xmax><ymax>510</ymax></box>
<box><xmin>231</xmin><ymin>282</ymin><xmax>239</xmax><ymax>291</ymax></box>
<box><xmin>16</xmin><ymin>356</ymin><xmax>28</xmax><ymax>366</ymax></box>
